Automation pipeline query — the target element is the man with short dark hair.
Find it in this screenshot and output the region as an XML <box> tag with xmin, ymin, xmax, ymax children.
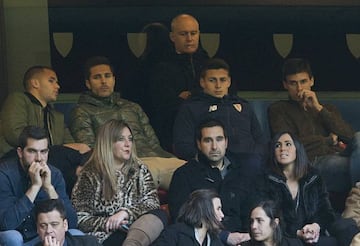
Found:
<box><xmin>35</xmin><ymin>199</ymin><xmax>100</xmax><ymax>246</ymax></box>
<box><xmin>169</xmin><ymin>118</ymin><xmax>255</xmax><ymax>246</ymax></box>
<box><xmin>173</xmin><ymin>58</ymin><xmax>266</xmax><ymax>172</ymax></box>
<box><xmin>0</xmin><ymin>126</ymin><xmax>77</xmax><ymax>246</ymax></box>
<box><xmin>268</xmin><ymin>58</ymin><xmax>360</xmax><ymax>193</ymax></box>
<box><xmin>0</xmin><ymin>65</ymin><xmax>90</xmax><ymax>195</ymax></box>
<box><xmin>70</xmin><ymin>56</ymin><xmax>185</xmax><ymax>190</ymax></box>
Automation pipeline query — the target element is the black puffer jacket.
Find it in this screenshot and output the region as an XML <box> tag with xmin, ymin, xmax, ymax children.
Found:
<box><xmin>257</xmin><ymin>167</ymin><xmax>335</xmax><ymax>238</ymax></box>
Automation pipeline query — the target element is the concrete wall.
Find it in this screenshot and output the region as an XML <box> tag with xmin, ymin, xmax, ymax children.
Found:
<box><xmin>3</xmin><ymin>0</ymin><xmax>50</xmax><ymax>94</ymax></box>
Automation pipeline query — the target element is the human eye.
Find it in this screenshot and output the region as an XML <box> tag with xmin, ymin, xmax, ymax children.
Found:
<box><xmin>220</xmin><ymin>77</ymin><xmax>228</xmax><ymax>82</ymax></box>
<box><xmin>191</xmin><ymin>31</ymin><xmax>198</xmax><ymax>36</ymax></box>
<box><xmin>275</xmin><ymin>142</ymin><xmax>281</xmax><ymax>148</ymax></box>
<box><xmin>39</xmin><ymin>223</ymin><xmax>47</xmax><ymax>230</ymax></box>
<box><xmin>26</xmin><ymin>148</ymin><xmax>37</xmax><ymax>154</ymax></box>
<box><xmin>178</xmin><ymin>32</ymin><xmax>187</xmax><ymax>36</ymax></box>
<box><xmin>216</xmin><ymin>136</ymin><xmax>224</xmax><ymax>142</ymax></box>
<box><xmin>208</xmin><ymin>78</ymin><xmax>216</xmax><ymax>83</ymax></box>
<box><xmin>286</xmin><ymin>142</ymin><xmax>292</xmax><ymax>147</ymax></box>
<box><xmin>93</xmin><ymin>74</ymin><xmax>101</xmax><ymax>79</ymax></box>
<box><xmin>105</xmin><ymin>73</ymin><xmax>113</xmax><ymax>78</ymax></box>
<box><xmin>117</xmin><ymin>136</ymin><xmax>125</xmax><ymax>142</ymax></box>
<box><xmin>40</xmin><ymin>149</ymin><xmax>49</xmax><ymax>155</ymax></box>
<box><xmin>128</xmin><ymin>136</ymin><xmax>133</xmax><ymax>142</ymax></box>
<box><xmin>51</xmin><ymin>222</ymin><xmax>60</xmax><ymax>228</ymax></box>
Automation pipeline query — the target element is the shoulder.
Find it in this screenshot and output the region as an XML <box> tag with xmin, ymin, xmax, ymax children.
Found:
<box><xmin>0</xmin><ymin>158</ymin><xmax>19</xmax><ymax>174</ymax></box>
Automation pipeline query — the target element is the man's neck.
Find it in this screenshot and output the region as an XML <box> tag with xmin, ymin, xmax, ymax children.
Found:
<box><xmin>27</xmin><ymin>91</ymin><xmax>48</xmax><ymax>107</ymax></box>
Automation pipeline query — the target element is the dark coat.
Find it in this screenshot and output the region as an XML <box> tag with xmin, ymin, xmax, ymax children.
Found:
<box><xmin>168</xmin><ymin>153</ymin><xmax>255</xmax><ymax>232</ymax></box>
<box><xmin>148</xmin><ymin>48</ymin><xmax>209</xmax><ymax>149</ymax></box>
<box><xmin>241</xmin><ymin>237</ymin><xmax>302</xmax><ymax>246</ymax></box>
<box><xmin>153</xmin><ymin>222</ymin><xmax>223</xmax><ymax>246</ymax></box>
<box><xmin>173</xmin><ymin>92</ymin><xmax>266</xmax><ymax>160</ymax></box>
<box><xmin>256</xmin><ymin>167</ymin><xmax>336</xmax><ymax>238</ymax></box>
<box><xmin>35</xmin><ymin>232</ymin><xmax>101</xmax><ymax>246</ymax></box>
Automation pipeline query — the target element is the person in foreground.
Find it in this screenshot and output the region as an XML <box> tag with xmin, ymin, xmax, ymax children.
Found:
<box><xmin>169</xmin><ymin>118</ymin><xmax>252</xmax><ymax>245</ymax></box>
<box><xmin>0</xmin><ymin>126</ymin><xmax>77</xmax><ymax>246</ymax></box>
<box><xmin>72</xmin><ymin>119</ymin><xmax>166</xmax><ymax>246</ymax></box>
<box><xmin>35</xmin><ymin>199</ymin><xmax>100</xmax><ymax>246</ymax></box>
<box><xmin>257</xmin><ymin>131</ymin><xmax>358</xmax><ymax>245</ymax></box>
<box><xmin>242</xmin><ymin>200</ymin><xmax>302</xmax><ymax>246</ymax></box>
<box><xmin>154</xmin><ymin>189</ymin><xmax>224</xmax><ymax>246</ymax></box>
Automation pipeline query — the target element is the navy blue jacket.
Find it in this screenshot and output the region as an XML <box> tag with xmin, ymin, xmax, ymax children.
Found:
<box><xmin>0</xmin><ymin>158</ymin><xmax>77</xmax><ymax>240</ymax></box>
<box><xmin>173</xmin><ymin>92</ymin><xmax>266</xmax><ymax>160</ymax></box>
<box><xmin>154</xmin><ymin>222</ymin><xmax>223</xmax><ymax>246</ymax></box>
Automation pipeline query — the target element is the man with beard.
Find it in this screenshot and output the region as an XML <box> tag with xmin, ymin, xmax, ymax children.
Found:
<box><xmin>168</xmin><ymin>119</ymin><xmax>254</xmax><ymax>246</ymax></box>
<box><xmin>0</xmin><ymin>126</ymin><xmax>77</xmax><ymax>246</ymax></box>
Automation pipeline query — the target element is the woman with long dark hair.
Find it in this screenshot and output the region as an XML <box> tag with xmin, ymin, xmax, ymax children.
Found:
<box><xmin>154</xmin><ymin>189</ymin><xmax>224</xmax><ymax>246</ymax></box>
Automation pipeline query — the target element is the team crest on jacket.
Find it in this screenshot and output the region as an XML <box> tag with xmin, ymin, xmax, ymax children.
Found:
<box><xmin>208</xmin><ymin>105</ymin><xmax>218</xmax><ymax>112</ymax></box>
<box><xmin>233</xmin><ymin>103</ymin><xmax>242</xmax><ymax>112</ymax></box>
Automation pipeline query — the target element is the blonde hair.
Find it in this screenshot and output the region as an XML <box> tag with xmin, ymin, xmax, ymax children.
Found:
<box><xmin>85</xmin><ymin>119</ymin><xmax>139</xmax><ymax>200</ymax></box>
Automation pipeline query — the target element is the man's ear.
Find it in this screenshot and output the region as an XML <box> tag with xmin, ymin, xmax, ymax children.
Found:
<box><xmin>200</xmin><ymin>78</ymin><xmax>205</xmax><ymax>89</ymax></box>
<box><xmin>196</xmin><ymin>140</ymin><xmax>201</xmax><ymax>150</ymax></box>
<box><xmin>169</xmin><ymin>32</ymin><xmax>175</xmax><ymax>43</ymax></box>
<box><xmin>16</xmin><ymin>147</ymin><xmax>23</xmax><ymax>159</ymax></box>
<box><xmin>85</xmin><ymin>80</ymin><xmax>91</xmax><ymax>90</ymax></box>
<box><xmin>30</xmin><ymin>78</ymin><xmax>40</xmax><ymax>89</ymax></box>
<box><xmin>310</xmin><ymin>76</ymin><xmax>315</xmax><ymax>87</ymax></box>
<box><xmin>64</xmin><ymin>218</ymin><xmax>69</xmax><ymax>231</ymax></box>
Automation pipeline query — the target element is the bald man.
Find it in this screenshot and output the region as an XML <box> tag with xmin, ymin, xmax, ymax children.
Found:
<box><xmin>148</xmin><ymin>14</ymin><xmax>209</xmax><ymax>152</ymax></box>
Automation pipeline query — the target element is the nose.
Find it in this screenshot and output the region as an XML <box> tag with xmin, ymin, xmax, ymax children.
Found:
<box><xmin>295</xmin><ymin>81</ymin><xmax>302</xmax><ymax>91</ymax></box>
<box><xmin>55</xmin><ymin>82</ymin><xmax>60</xmax><ymax>89</ymax></box>
<box><xmin>211</xmin><ymin>141</ymin><xmax>217</xmax><ymax>150</ymax></box>
<box><xmin>35</xmin><ymin>152</ymin><xmax>42</xmax><ymax>161</ymax></box>
<box><xmin>215</xmin><ymin>81</ymin><xmax>221</xmax><ymax>88</ymax></box>
<box><xmin>186</xmin><ymin>33</ymin><xmax>193</xmax><ymax>41</ymax></box>
<box><xmin>251</xmin><ymin>221</ymin><xmax>258</xmax><ymax>230</ymax></box>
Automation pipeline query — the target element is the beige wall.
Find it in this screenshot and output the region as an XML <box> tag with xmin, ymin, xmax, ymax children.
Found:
<box><xmin>3</xmin><ymin>0</ymin><xmax>51</xmax><ymax>94</ymax></box>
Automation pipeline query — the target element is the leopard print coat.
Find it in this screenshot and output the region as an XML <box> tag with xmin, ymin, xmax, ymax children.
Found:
<box><xmin>71</xmin><ymin>158</ymin><xmax>160</xmax><ymax>243</ymax></box>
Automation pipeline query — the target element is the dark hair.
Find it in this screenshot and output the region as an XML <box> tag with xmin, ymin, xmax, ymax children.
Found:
<box><xmin>83</xmin><ymin>56</ymin><xmax>115</xmax><ymax>80</ymax></box>
<box><xmin>269</xmin><ymin>131</ymin><xmax>309</xmax><ymax>180</ymax></box>
<box><xmin>18</xmin><ymin>126</ymin><xmax>49</xmax><ymax>149</ymax></box>
<box><xmin>35</xmin><ymin>199</ymin><xmax>67</xmax><ymax>221</ymax></box>
<box><xmin>22</xmin><ymin>65</ymin><xmax>54</xmax><ymax>90</ymax></box>
<box><xmin>282</xmin><ymin>58</ymin><xmax>313</xmax><ymax>81</ymax></box>
<box><xmin>249</xmin><ymin>200</ymin><xmax>283</xmax><ymax>244</ymax></box>
<box><xmin>200</xmin><ymin>58</ymin><xmax>231</xmax><ymax>79</ymax></box>
<box><xmin>140</xmin><ymin>22</ymin><xmax>173</xmax><ymax>63</ymax></box>
<box><xmin>195</xmin><ymin>118</ymin><xmax>227</xmax><ymax>142</ymax></box>
<box><xmin>177</xmin><ymin>189</ymin><xmax>223</xmax><ymax>235</ymax></box>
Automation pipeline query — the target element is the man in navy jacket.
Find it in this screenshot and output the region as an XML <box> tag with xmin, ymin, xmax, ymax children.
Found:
<box><xmin>0</xmin><ymin>126</ymin><xmax>77</xmax><ymax>246</ymax></box>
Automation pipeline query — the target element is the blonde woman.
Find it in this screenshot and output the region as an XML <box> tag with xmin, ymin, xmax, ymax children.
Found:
<box><xmin>72</xmin><ymin>119</ymin><xmax>165</xmax><ymax>245</ymax></box>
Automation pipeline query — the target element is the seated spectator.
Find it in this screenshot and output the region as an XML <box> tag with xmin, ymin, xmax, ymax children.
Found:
<box><xmin>0</xmin><ymin>65</ymin><xmax>90</xmax><ymax>194</ymax></box>
<box><xmin>257</xmin><ymin>131</ymin><xmax>358</xmax><ymax>245</ymax></box>
<box><xmin>242</xmin><ymin>200</ymin><xmax>302</xmax><ymax>246</ymax></box>
<box><xmin>148</xmin><ymin>14</ymin><xmax>209</xmax><ymax>151</ymax></box>
<box><xmin>72</xmin><ymin>119</ymin><xmax>167</xmax><ymax>246</ymax></box>
<box><xmin>70</xmin><ymin>56</ymin><xmax>184</xmax><ymax>190</ymax></box>
<box><xmin>0</xmin><ymin>126</ymin><xmax>77</xmax><ymax>246</ymax></box>
<box><xmin>173</xmin><ymin>58</ymin><xmax>266</xmax><ymax>179</ymax></box>
<box><xmin>35</xmin><ymin>199</ymin><xmax>100</xmax><ymax>246</ymax></box>
<box><xmin>169</xmin><ymin>118</ymin><xmax>255</xmax><ymax>246</ymax></box>
<box><xmin>268</xmin><ymin>58</ymin><xmax>360</xmax><ymax>193</ymax></box>
<box><xmin>154</xmin><ymin>189</ymin><xmax>224</xmax><ymax>246</ymax></box>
